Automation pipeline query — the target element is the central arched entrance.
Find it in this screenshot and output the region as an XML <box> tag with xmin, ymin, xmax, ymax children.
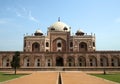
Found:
<box><xmin>56</xmin><ymin>57</ymin><xmax>64</xmax><ymax>66</ymax></box>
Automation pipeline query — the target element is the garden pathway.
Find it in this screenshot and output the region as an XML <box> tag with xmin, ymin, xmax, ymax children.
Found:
<box><xmin>2</xmin><ymin>72</ymin><xmax>58</xmax><ymax>84</ymax></box>
<box><xmin>1</xmin><ymin>71</ymin><xmax>117</xmax><ymax>84</ymax></box>
<box><xmin>62</xmin><ymin>71</ymin><xmax>116</xmax><ymax>84</ymax></box>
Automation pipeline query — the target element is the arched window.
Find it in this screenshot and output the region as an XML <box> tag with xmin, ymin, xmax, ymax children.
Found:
<box><xmin>79</xmin><ymin>42</ymin><xmax>87</xmax><ymax>51</ymax></box>
<box><xmin>70</xmin><ymin>42</ymin><xmax>73</xmax><ymax>47</ymax></box>
<box><xmin>47</xmin><ymin>59</ymin><xmax>51</xmax><ymax>66</ymax></box>
<box><xmin>46</xmin><ymin>58</ymin><xmax>52</xmax><ymax>67</ymax></box>
<box><xmin>89</xmin><ymin>56</ymin><xmax>97</xmax><ymax>66</ymax></box>
<box><xmin>100</xmin><ymin>56</ymin><xmax>108</xmax><ymax>66</ymax></box>
<box><xmin>37</xmin><ymin>59</ymin><xmax>40</xmax><ymax>66</ymax></box>
<box><xmin>6</xmin><ymin>59</ymin><xmax>9</xmax><ymax>66</ymax></box>
<box><xmin>35</xmin><ymin>44</ymin><xmax>38</xmax><ymax>48</ymax></box>
<box><xmin>32</xmin><ymin>42</ymin><xmax>40</xmax><ymax>52</ymax></box>
<box><xmin>67</xmin><ymin>57</ymin><xmax>75</xmax><ymax>66</ymax></box>
<box><xmin>57</xmin><ymin>42</ymin><xmax>61</xmax><ymax>47</ymax></box>
<box><xmin>27</xmin><ymin>59</ymin><xmax>29</xmax><ymax>66</ymax></box>
<box><xmin>53</xmin><ymin>38</ymin><xmax>66</xmax><ymax>52</ymax></box>
<box><xmin>46</xmin><ymin>42</ymin><xmax>49</xmax><ymax>47</ymax></box>
<box><xmin>78</xmin><ymin>57</ymin><xmax>86</xmax><ymax>66</ymax></box>
<box><xmin>81</xmin><ymin>44</ymin><xmax>84</xmax><ymax>48</ymax></box>
<box><xmin>93</xmin><ymin>42</ymin><xmax>95</xmax><ymax>47</ymax></box>
<box><xmin>24</xmin><ymin>41</ymin><xmax>26</xmax><ymax>47</ymax></box>
<box><xmin>35</xmin><ymin>58</ymin><xmax>41</xmax><ymax>67</ymax></box>
<box><xmin>56</xmin><ymin>57</ymin><xmax>64</xmax><ymax>66</ymax></box>
<box><xmin>24</xmin><ymin>57</ymin><xmax>30</xmax><ymax>67</ymax></box>
<box><xmin>2</xmin><ymin>57</ymin><xmax>10</xmax><ymax>67</ymax></box>
<box><xmin>111</xmin><ymin>57</ymin><xmax>119</xmax><ymax>67</ymax></box>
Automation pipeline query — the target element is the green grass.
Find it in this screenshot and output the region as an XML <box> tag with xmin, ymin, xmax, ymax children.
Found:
<box><xmin>0</xmin><ymin>72</ymin><xmax>27</xmax><ymax>82</ymax></box>
<box><xmin>91</xmin><ymin>73</ymin><xmax>120</xmax><ymax>83</ymax></box>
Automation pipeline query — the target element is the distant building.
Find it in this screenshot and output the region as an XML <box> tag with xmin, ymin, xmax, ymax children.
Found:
<box><xmin>0</xmin><ymin>20</ymin><xmax>120</xmax><ymax>70</ymax></box>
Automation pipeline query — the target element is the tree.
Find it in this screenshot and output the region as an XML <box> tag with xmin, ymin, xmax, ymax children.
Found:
<box><xmin>11</xmin><ymin>51</ymin><xmax>20</xmax><ymax>74</ymax></box>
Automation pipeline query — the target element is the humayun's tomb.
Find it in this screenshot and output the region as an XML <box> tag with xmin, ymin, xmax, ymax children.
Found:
<box><xmin>0</xmin><ymin>19</ymin><xmax>120</xmax><ymax>71</ymax></box>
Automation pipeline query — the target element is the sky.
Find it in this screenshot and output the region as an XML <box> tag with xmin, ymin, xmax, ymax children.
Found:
<box><xmin>0</xmin><ymin>0</ymin><xmax>120</xmax><ymax>51</ymax></box>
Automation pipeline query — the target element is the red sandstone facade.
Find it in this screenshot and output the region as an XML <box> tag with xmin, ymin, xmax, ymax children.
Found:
<box><xmin>0</xmin><ymin>21</ymin><xmax>120</xmax><ymax>70</ymax></box>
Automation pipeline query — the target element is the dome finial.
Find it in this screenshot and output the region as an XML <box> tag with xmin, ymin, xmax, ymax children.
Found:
<box><xmin>58</xmin><ymin>17</ymin><xmax>60</xmax><ymax>22</ymax></box>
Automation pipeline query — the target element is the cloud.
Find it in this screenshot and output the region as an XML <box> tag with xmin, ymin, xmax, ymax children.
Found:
<box><xmin>5</xmin><ymin>7</ymin><xmax>40</xmax><ymax>24</ymax></box>
<box><xmin>16</xmin><ymin>12</ymin><xmax>22</xmax><ymax>17</ymax></box>
<box><xmin>28</xmin><ymin>11</ymin><xmax>39</xmax><ymax>23</ymax></box>
<box><xmin>15</xmin><ymin>7</ymin><xmax>39</xmax><ymax>23</ymax></box>
<box><xmin>15</xmin><ymin>7</ymin><xmax>27</xmax><ymax>17</ymax></box>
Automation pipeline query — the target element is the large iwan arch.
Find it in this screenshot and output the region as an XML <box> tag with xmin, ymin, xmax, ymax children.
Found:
<box><xmin>52</xmin><ymin>38</ymin><xmax>66</xmax><ymax>52</ymax></box>
<box><xmin>56</xmin><ymin>56</ymin><xmax>64</xmax><ymax>66</ymax></box>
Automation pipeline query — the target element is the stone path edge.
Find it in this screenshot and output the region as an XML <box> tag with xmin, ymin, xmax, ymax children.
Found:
<box><xmin>56</xmin><ymin>72</ymin><xmax>59</xmax><ymax>84</ymax></box>
<box><xmin>61</xmin><ymin>72</ymin><xmax>63</xmax><ymax>84</ymax></box>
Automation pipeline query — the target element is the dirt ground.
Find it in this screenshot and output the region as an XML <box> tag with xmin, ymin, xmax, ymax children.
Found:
<box><xmin>1</xmin><ymin>72</ymin><xmax>58</xmax><ymax>84</ymax></box>
<box><xmin>0</xmin><ymin>71</ymin><xmax>118</xmax><ymax>84</ymax></box>
<box><xmin>62</xmin><ymin>71</ymin><xmax>117</xmax><ymax>84</ymax></box>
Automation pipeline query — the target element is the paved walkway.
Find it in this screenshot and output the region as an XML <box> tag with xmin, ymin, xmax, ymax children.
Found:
<box><xmin>2</xmin><ymin>72</ymin><xmax>58</xmax><ymax>84</ymax></box>
<box><xmin>62</xmin><ymin>72</ymin><xmax>116</xmax><ymax>84</ymax></box>
<box><xmin>1</xmin><ymin>71</ymin><xmax>117</xmax><ymax>84</ymax></box>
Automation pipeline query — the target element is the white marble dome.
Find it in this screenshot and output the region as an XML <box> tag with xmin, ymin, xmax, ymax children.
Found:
<box><xmin>48</xmin><ymin>21</ymin><xmax>70</xmax><ymax>32</ymax></box>
<box><xmin>34</xmin><ymin>29</ymin><xmax>43</xmax><ymax>36</ymax></box>
<box><xmin>76</xmin><ymin>29</ymin><xmax>85</xmax><ymax>36</ymax></box>
<box><xmin>76</xmin><ymin>29</ymin><xmax>84</xmax><ymax>33</ymax></box>
<box><xmin>35</xmin><ymin>29</ymin><xmax>43</xmax><ymax>34</ymax></box>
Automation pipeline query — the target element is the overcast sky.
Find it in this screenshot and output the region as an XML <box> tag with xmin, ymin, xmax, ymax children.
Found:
<box><xmin>0</xmin><ymin>0</ymin><xmax>120</xmax><ymax>51</ymax></box>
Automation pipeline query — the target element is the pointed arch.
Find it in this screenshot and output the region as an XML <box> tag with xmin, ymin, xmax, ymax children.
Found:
<box><xmin>2</xmin><ymin>57</ymin><xmax>10</xmax><ymax>67</ymax></box>
<box><xmin>46</xmin><ymin>42</ymin><xmax>49</xmax><ymax>47</ymax></box>
<box><xmin>100</xmin><ymin>56</ymin><xmax>108</xmax><ymax>66</ymax></box>
<box><xmin>70</xmin><ymin>42</ymin><xmax>73</xmax><ymax>47</ymax></box>
<box><xmin>78</xmin><ymin>56</ymin><xmax>86</xmax><ymax>66</ymax></box>
<box><xmin>46</xmin><ymin>58</ymin><xmax>52</xmax><ymax>67</ymax></box>
<box><xmin>89</xmin><ymin>56</ymin><xmax>97</xmax><ymax>66</ymax></box>
<box><xmin>67</xmin><ymin>56</ymin><xmax>75</xmax><ymax>66</ymax></box>
<box><xmin>56</xmin><ymin>56</ymin><xmax>64</xmax><ymax>66</ymax></box>
<box><xmin>34</xmin><ymin>57</ymin><xmax>41</xmax><ymax>67</ymax></box>
<box><xmin>23</xmin><ymin>56</ymin><xmax>30</xmax><ymax>67</ymax></box>
<box><xmin>79</xmin><ymin>42</ymin><xmax>87</xmax><ymax>52</ymax></box>
<box><xmin>111</xmin><ymin>57</ymin><xmax>119</xmax><ymax>67</ymax></box>
<box><xmin>52</xmin><ymin>38</ymin><xmax>66</xmax><ymax>52</ymax></box>
<box><xmin>32</xmin><ymin>42</ymin><xmax>40</xmax><ymax>52</ymax></box>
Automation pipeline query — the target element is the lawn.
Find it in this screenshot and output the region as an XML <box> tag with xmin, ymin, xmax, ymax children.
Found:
<box><xmin>91</xmin><ymin>73</ymin><xmax>120</xmax><ymax>83</ymax></box>
<box><xmin>0</xmin><ymin>72</ymin><xmax>27</xmax><ymax>82</ymax></box>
